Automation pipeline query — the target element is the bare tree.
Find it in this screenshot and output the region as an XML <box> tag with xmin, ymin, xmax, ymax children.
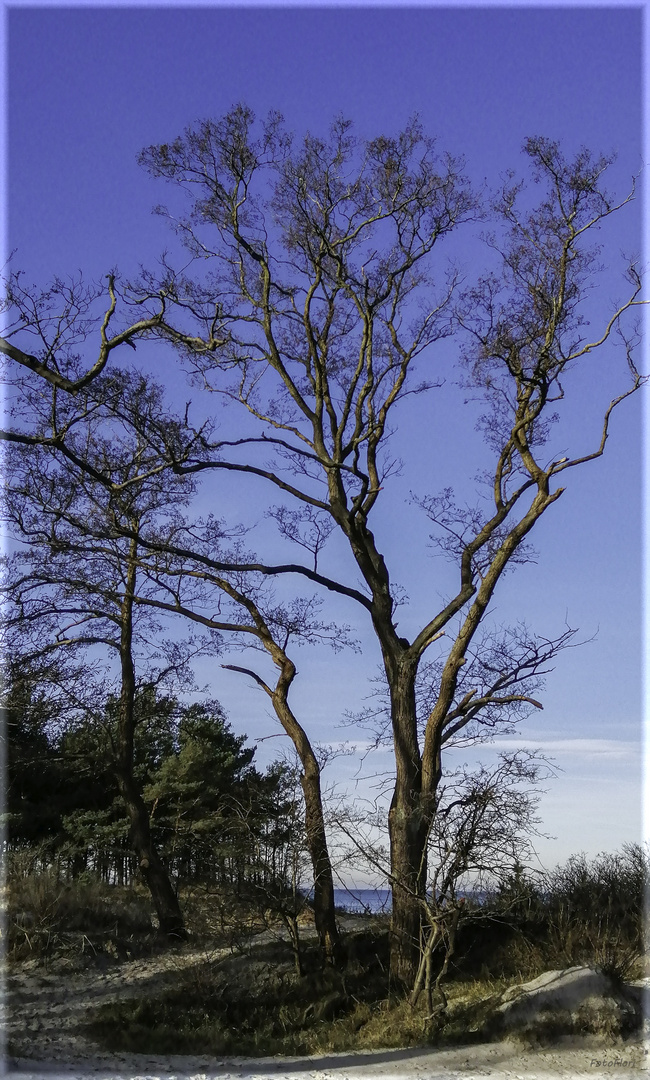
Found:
<box><xmin>131</xmin><ymin>113</ymin><xmax>642</xmax><ymax>983</ymax></box>
<box><xmin>332</xmin><ymin>749</ymin><xmax>550</xmax><ymax>1015</ymax></box>
<box><xmin>1</xmin><ymin>390</ymin><xmax>217</xmax><ymax>936</ymax></box>
<box><xmin>138</xmin><ymin>542</ymin><xmax>351</xmax><ymax>965</ymax></box>
<box><xmin>2</xmin><ymin>110</ymin><xmax>644</xmax><ymax>986</ymax></box>
<box><xmin>1</xmin><ymin>359</ymin><xmax>347</xmax><ymax>961</ymax></box>
<box><xmin>409</xmin><ymin>750</ymin><xmax>551</xmax><ymax>1017</ymax></box>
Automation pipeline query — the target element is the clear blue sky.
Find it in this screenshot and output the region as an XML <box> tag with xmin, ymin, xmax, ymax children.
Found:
<box><xmin>6</xmin><ymin>5</ymin><xmax>644</xmax><ymax>873</ymax></box>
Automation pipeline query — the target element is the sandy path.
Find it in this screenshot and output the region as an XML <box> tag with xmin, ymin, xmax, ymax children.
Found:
<box><xmin>3</xmin><ymin>942</ymin><xmax>239</xmax><ymax>1066</ymax></box>
<box><xmin>6</xmin><ymin>1040</ymin><xmax>650</xmax><ymax>1080</ymax></box>
<box><xmin>4</xmin><ymin>937</ymin><xmax>649</xmax><ymax>1080</ymax></box>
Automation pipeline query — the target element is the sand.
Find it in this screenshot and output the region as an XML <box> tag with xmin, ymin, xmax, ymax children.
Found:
<box><xmin>4</xmin><ymin>937</ymin><xmax>648</xmax><ymax>1080</ymax></box>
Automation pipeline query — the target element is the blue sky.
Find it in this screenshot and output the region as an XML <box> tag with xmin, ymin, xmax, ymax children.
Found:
<box><xmin>5</xmin><ymin>5</ymin><xmax>645</xmax><ymax>875</ymax></box>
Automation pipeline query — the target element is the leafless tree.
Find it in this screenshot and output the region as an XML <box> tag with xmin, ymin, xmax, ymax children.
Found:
<box><xmin>2</xmin><ymin>109</ymin><xmax>644</xmax><ymax>986</ymax></box>
<box><xmin>409</xmin><ymin>750</ymin><xmax>551</xmax><ymax>1017</ymax></box>
<box><xmin>1</xmin><ymin>403</ymin><xmax>216</xmax><ymax>935</ymax></box>
<box><xmin>132</xmin><ymin>113</ymin><xmax>642</xmax><ymax>982</ymax></box>
<box><xmin>332</xmin><ymin>749</ymin><xmax>550</xmax><ymax>1014</ymax></box>
<box><xmin>1</xmin><ymin>363</ymin><xmax>348</xmax><ymax>960</ymax></box>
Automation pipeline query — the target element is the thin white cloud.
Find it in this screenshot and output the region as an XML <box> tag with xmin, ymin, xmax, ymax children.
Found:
<box><xmin>488</xmin><ymin>737</ymin><xmax>639</xmax><ymax>760</ymax></box>
<box><xmin>328</xmin><ymin>736</ymin><xmax>639</xmax><ymax>760</ymax></box>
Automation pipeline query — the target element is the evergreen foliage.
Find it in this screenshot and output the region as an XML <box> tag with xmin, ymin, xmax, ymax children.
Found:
<box><xmin>4</xmin><ymin>667</ymin><xmax>304</xmax><ymax>897</ymax></box>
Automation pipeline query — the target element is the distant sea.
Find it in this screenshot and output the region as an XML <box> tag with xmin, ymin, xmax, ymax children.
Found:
<box><xmin>333</xmin><ymin>887</ymin><xmax>488</xmax><ymax>913</ymax></box>
<box><xmin>333</xmin><ymin>888</ymin><xmax>391</xmax><ymax>914</ymax></box>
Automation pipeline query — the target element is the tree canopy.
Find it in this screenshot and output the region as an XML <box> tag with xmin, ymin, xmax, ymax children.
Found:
<box><xmin>2</xmin><ymin>108</ymin><xmax>643</xmax><ymax>985</ymax></box>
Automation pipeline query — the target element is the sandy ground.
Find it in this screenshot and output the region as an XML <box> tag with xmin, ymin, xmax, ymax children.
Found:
<box><xmin>5</xmin><ymin>1039</ymin><xmax>650</xmax><ymax>1080</ymax></box>
<box><xmin>4</xmin><ymin>931</ymin><xmax>649</xmax><ymax>1080</ymax></box>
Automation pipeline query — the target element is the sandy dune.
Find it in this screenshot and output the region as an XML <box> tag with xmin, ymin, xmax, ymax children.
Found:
<box><xmin>5</xmin><ymin>937</ymin><xmax>648</xmax><ymax>1080</ymax></box>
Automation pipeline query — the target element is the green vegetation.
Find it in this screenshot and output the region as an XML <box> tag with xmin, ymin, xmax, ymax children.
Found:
<box><xmin>5</xmin><ymin>675</ymin><xmax>304</xmax><ymax>894</ymax></box>
<box><xmin>2</xmin><ymin>108</ymin><xmax>644</xmax><ymax>984</ymax></box>
<box><xmin>6</xmin><ymin>844</ymin><xmax>646</xmax><ymax>1055</ymax></box>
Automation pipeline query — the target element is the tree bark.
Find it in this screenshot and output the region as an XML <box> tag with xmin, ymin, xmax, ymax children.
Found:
<box><xmin>221</xmin><ymin>615</ymin><xmax>344</xmax><ymax>965</ymax></box>
<box><xmin>300</xmin><ymin>758</ymin><xmax>343</xmax><ymax>966</ymax></box>
<box><xmin>388</xmin><ymin>798</ymin><xmax>428</xmax><ymax>987</ymax></box>
<box><xmin>115</xmin><ymin>771</ymin><xmax>187</xmax><ymax>937</ymax></box>
<box><xmin>115</xmin><ymin>534</ymin><xmax>187</xmax><ymax>939</ymax></box>
<box><xmin>267</xmin><ymin>665</ymin><xmax>342</xmax><ymax>965</ymax></box>
<box><xmin>385</xmin><ymin>658</ymin><xmax>429</xmax><ymax>989</ymax></box>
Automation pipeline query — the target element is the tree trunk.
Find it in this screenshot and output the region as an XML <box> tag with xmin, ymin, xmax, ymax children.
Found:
<box><xmin>386</xmin><ymin>660</ymin><xmax>428</xmax><ymax>989</ymax></box>
<box><xmin>301</xmin><ymin>761</ymin><xmax>343</xmax><ymax>966</ymax></box>
<box><xmin>114</xmin><ymin>533</ymin><xmax>187</xmax><ymax>940</ymax></box>
<box><xmin>388</xmin><ymin>802</ymin><xmax>428</xmax><ymax>987</ymax></box>
<box><xmin>116</xmin><ymin>771</ymin><xmax>187</xmax><ymax>938</ymax></box>
<box><xmin>410</xmin><ymin>920</ymin><xmax>441</xmax><ymax>1008</ymax></box>
<box><xmin>269</xmin><ymin>661</ymin><xmax>343</xmax><ymax>967</ymax></box>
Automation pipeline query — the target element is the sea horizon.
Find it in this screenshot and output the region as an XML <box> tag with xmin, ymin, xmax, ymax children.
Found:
<box><xmin>332</xmin><ymin>886</ymin><xmax>491</xmax><ymax>914</ymax></box>
<box><xmin>333</xmin><ymin>887</ymin><xmax>391</xmax><ymax>914</ymax></box>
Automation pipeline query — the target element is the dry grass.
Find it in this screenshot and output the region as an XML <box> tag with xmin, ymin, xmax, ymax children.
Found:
<box><xmin>5</xmin><ymin>867</ymin><xmax>154</xmax><ymax>960</ymax></box>
<box><xmin>6</xmin><ymin>845</ymin><xmax>647</xmax><ymax>1056</ymax></box>
<box><xmin>84</xmin><ymin>924</ymin><xmax>644</xmax><ymax>1059</ymax></box>
<box><xmin>84</xmin><ymin>937</ymin><xmax>529</xmax><ymax>1057</ymax></box>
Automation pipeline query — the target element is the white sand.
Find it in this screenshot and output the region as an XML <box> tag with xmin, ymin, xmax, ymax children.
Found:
<box><xmin>5</xmin><ymin>937</ymin><xmax>648</xmax><ymax>1079</ymax></box>
<box><xmin>6</xmin><ymin>1039</ymin><xmax>650</xmax><ymax>1080</ymax></box>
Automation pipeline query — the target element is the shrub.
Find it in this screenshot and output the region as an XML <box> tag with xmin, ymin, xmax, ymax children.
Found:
<box><xmin>6</xmin><ymin>864</ymin><xmax>152</xmax><ymax>956</ymax></box>
<box><xmin>476</xmin><ymin>844</ymin><xmax>648</xmax><ymax>983</ymax></box>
